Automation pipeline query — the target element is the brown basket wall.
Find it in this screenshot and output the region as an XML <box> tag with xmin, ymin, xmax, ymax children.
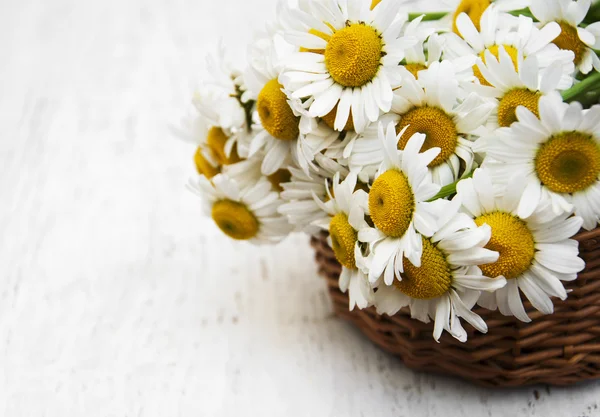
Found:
<box><xmin>311</xmin><ymin>228</ymin><xmax>600</xmax><ymax>387</ymax></box>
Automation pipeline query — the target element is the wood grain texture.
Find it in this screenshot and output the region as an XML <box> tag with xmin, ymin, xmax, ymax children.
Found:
<box><xmin>0</xmin><ymin>0</ymin><xmax>598</xmax><ymax>415</ymax></box>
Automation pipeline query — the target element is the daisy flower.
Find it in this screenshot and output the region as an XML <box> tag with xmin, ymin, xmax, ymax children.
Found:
<box><xmin>445</xmin><ymin>5</ymin><xmax>575</xmax><ymax>89</ymax></box>
<box><xmin>373</xmin><ymin>197</ymin><xmax>505</xmax><ymax>342</ymax></box>
<box><xmin>401</xmin><ymin>16</ymin><xmax>442</xmax><ymax>77</ymax></box>
<box><xmin>401</xmin><ymin>16</ymin><xmax>478</xmax><ymax>83</ymax></box>
<box><xmin>188</xmin><ymin>173</ymin><xmax>291</xmax><ymax>244</ymax></box>
<box><xmin>358</xmin><ymin>122</ymin><xmax>442</xmax><ymax>283</ymax></box>
<box><xmin>470</xmin><ymin>46</ymin><xmax>569</xmax><ymax>130</ymax></box>
<box><xmin>479</xmin><ymin>92</ymin><xmax>600</xmax><ymax>230</ymax></box>
<box><xmin>171</xmin><ymin>45</ymin><xmax>252</xmax><ymax>179</ymax></box>
<box><xmin>457</xmin><ymin>168</ymin><xmax>585</xmax><ymax>321</ymax></box>
<box><xmin>323</xmin><ymin>172</ymin><xmax>374</xmax><ymax>310</ymax></box>
<box><xmin>244</xmin><ymin>35</ymin><xmax>313</xmax><ymax>176</ymax></box>
<box><xmin>288</xmin><ymin>96</ymin><xmax>357</xmax><ymax>173</ymax></box>
<box><xmin>201</xmin><ymin>41</ymin><xmax>252</xmax><ymax>137</ymax></box>
<box><xmin>279</xmin><ymin>154</ymin><xmax>350</xmax><ymax>234</ymax></box>
<box><xmin>530</xmin><ymin>0</ymin><xmax>600</xmax><ymax>74</ymax></box>
<box><xmin>172</xmin><ymin>91</ymin><xmax>248</xmax><ymax>180</ymax></box>
<box><xmin>351</xmin><ymin>61</ymin><xmax>494</xmax><ymax>186</ymax></box>
<box><xmin>221</xmin><ymin>153</ymin><xmax>293</xmax><ymax>194</ymax></box>
<box><xmin>280</xmin><ymin>0</ymin><xmax>417</xmax><ymax>134</ymax></box>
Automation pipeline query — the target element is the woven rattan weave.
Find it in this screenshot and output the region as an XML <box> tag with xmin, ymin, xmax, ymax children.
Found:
<box><xmin>311</xmin><ymin>229</ymin><xmax>600</xmax><ymax>387</ymax></box>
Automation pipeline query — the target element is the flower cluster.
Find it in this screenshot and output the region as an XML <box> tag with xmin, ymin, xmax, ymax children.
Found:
<box><xmin>176</xmin><ymin>0</ymin><xmax>600</xmax><ymax>342</ymax></box>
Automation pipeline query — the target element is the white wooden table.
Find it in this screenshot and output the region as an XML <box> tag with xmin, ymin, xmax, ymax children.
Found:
<box><xmin>1</xmin><ymin>0</ymin><xmax>599</xmax><ymax>415</ymax></box>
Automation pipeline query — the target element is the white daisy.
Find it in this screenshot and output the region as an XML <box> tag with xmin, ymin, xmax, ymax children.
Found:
<box><xmin>350</xmin><ymin>61</ymin><xmax>494</xmax><ymax>186</ymax></box>
<box><xmin>323</xmin><ymin>172</ymin><xmax>374</xmax><ymax>310</ymax></box>
<box><xmin>373</xmin><ymin>197</ymin><xmax>505</xmax><ymax>342</ymax></box>
<box><xmin>480</xmin><ymin>91</ymin><xmax>600</xmax><ymax>230</ymax></box>
<box><xmin>201</xmin><ymin>41</ymin><xmax>252</xmax><ymax>137</ymax></box>
<box><xmin>221</xmin><ymin>153</ymin><xmax>294</xmax><ymax>194</ymax></box>
<box><xmin>402</xmin><ymin>16</ymin><xmax>442</xmax><ymax>77</ymax></box>
<box><xmin>457</xmin><ymin>168</ymin><xmax>585</xmax><ymax>321</ymax></box>
<box><xmin>188</xmin><ymin>173</ymin><xmax>291</xmax><ymax>244</ymax></box>
<box><xmin>244</xmin><ymin>35</ymin><xmax>314</xmax><ymax>176</ymax></box>
<box><xmin>445</xmin><ymin>4</ymin><xmax>575</xmax><ymax>89</ymax></box>
<box><xmin>279</xmin><ymin>0</ymin><xmax>417</xmax><ymax>133</ymax></box>
<box><xmin>358</xmin><ymin>122</ymin><xmax>442</xmax><ymax>284</ymax></box>
<box><xmin>288</xmin><ymin>95</ymin><xmax>357</xmax><ymax>174</ymax></box>
<box><xmin>470</xmin><ymin>46</ymin><xmax>570</xmax><ymax>130</ymax></box>
<box><xmin>171</xmin><ymin>92</ymin><xmax>247</xmax><ymax>180</ymax></box>
<box><xmin>530</xmin><ymin>0</ymin><xmax>600</xmax><ymax>74</ymax></box>
<box><xmin>279</xmin><ymin>155</ymin><xmax>351</xmax><ymax>235</ymax></box>
<box><xmin>170</xmin><ymin>45</ymin><xmax>254</xmax><ymax>179</ymax></box>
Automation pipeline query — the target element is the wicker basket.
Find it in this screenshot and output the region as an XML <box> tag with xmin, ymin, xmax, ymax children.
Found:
<box><xmin>311</xmin><ymin>228</ymin><xmax>600</xmax><ymax>387</ymax></box>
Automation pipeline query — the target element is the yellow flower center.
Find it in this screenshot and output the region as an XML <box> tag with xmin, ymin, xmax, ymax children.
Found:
<box><xmin>325</xmin><ymin>23</ymin><xmax>383</xmax><ymax>88</ymax></box>
<box><xmin>452</xmin><ymin>0</ymin><xmax>491</xmax><ymax>35</ymax></box>
<box><xmin>497</xmin><ymin>88</ymin><xmax>541</xmax><ymax>128</ymax></box>
<box><xmin>369</xmin><ymin>170</ymin><xmax>415</xmax><ymax>238</ymax></box>
<box><xmin>207</xmin><ymin>127</ymin><xmax>241</xmax><ymax>165</ymax></box>
<box><xmin>554</xmin><ymin>22</ymin><xmax>586</xmax><ymax>65</ymax></box>
<box><xmin>329</xmin><ymin>213</ymin><xmax>358</xmax><ymax>269</ymax></box>
<box><xmin>475</xmin><ymin>212</ymin><xmax>535</xmax><ymax>279</ymax></box>
<box><xmin>257</xmin><ymin>79</ymin><xmax>300</xmax><ymax>141</ymax></box>
<box><xmin>394</xmin><ymin>237</ymin><xmax>453</xmax><ymax>299</ymax></box>
<box><xmin>194</xmin><ymin>147</ymin><xmax>220</xmax><ymax>179</ymax></box>
<box><xmin>535</xmin><ymin>132</ymin><xmax>600</xmax><ymax>194</ymax></box>
<box><xmin>473</xmin><ymin>44</ymin><xmax>519</xmax><ymax>86</ymax></box>
<box><xmin>403</xmin><ymin>63</ymin><xmax>427</xmax><ymax>79</ymax></box>
<box><xmin>267</xmin><ymin>169</ymin><xmax>292</xmax><ymax>192</ymax></box>
<box><xmin>396</xmin><ymin>107</ymin><xmax>458</xmax><ymax>167</ymax></box>
<box><xmin>211</xmin><ymin>200</ymin><xmax>259</xmax><ymax>240</ymax></box>
<box><xmin>321</xmin><ymin>104</ymin><xmax>354</xmax><ymax>131</ymax></box>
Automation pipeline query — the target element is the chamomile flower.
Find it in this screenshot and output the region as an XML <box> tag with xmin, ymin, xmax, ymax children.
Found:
<box><xmin>288</xmin><ymin>97</ymin><xmax>357</xmax><ymax>173</ymax></box>
<box><xmin>480</xmin><ymin>92</ymin><xmax>600</xmax><ymax>230</ymax></box>
<box><xmin>469</xmin><ymin>49</ymin><xmax>566</xmax><ymax>131</ymax></box>
<box><xmin>171</xmin><ymin>44</ymin><xmax>254</xmax><ymax>179</ymax></box>
<box><xmin>530</xmin><ymin>0</ymin><xmax>600</xmax><ymax>74</ymax></box>
<box><xmin>201</xmin><ymin>42</ymin><xmax>251</xmax><ymax>136</ymax></box>
<box><xmin>188</xmin><ymin>173</ymin><xmax>291</xmax><ymax>244</ymax></box>
<box><xmin>351</xmin><ymin>61</ymin><xmax>493</xmax><ymax>186</ymax></box>
<box><xmin>172</xmin><ymin>91</ymin><xmax>247</xmax><ymax>180</ymax></box>
<box><xmin>457</xmin><ymin>168</ymin><xmax>585</xmax><ymax>321</ymax></box>
<box><xmin>244</xmin><ymin>36</ymin><xmax>312</xmax><ymax>176</ymax></box>
<box><xmin>358</xmin><ymin>122</ymin><xmax>442</xmax><ymax>284</ymax></box>
<box><xmin>401</xmin><ymin>16</ymin><xmax>442</xmax><ymax>77</ymax></box>
<box><xmin>279</xmin><ymin>155</ymin><xmax>349</xmax><ymax>234</ymax></box>
<box><xmin>222</xmin><ymin>153</ymin><xmax>293</xmax><ymax>194</ymax></box>
<box><xmin>446</xmin><ymin>5</ymin><xmax>575</xmax><ymax>89</ymax></box>
<box><xmin>373</xmin><ymin>197</ymin><xmax>505</xmax><ymax>342</ymax></box>
<box><xmin>280</xmin><ymin>0</ymin><xmax>417</xmax><ymax>133</ymax></box>
<box><xmin>323</xmin><ymin>172</ymin><xmax>374</xmax><ymax>310</ymax></box>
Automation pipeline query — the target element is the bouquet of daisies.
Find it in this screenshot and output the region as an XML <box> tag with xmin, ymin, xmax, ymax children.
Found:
<box><xmin>174</xmin><ymin>0</ymin><xmax>600</xmax><ymax>342</ymax></box>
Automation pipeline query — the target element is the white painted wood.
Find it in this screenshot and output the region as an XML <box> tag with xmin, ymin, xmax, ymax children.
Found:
<box><xmin>0</xmin><ymin>0</ymin><xmax>598</xmax><ymax>415</ymax></box>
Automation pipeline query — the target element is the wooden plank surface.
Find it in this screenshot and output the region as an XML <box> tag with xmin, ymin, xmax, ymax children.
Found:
<box><xmin>0</xmin><ymin>0</ymin><xmax>599</xmax><ymax>415</ymax></box>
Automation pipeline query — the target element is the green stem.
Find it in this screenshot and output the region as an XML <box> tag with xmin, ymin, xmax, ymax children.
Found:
<box><xmin>561</xmin><ymin>71</ymin><xmax>600</xmax><ymax>103</ymax></box>
<box><xmin>408</xmin><ymin>12</ymin><xmax>448</xmax><ymax>22</ymax></box>
<box><xmin>427</xmin><ymin>172</ymin><xmax>474</xmax><ymax>202</ymax></box>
